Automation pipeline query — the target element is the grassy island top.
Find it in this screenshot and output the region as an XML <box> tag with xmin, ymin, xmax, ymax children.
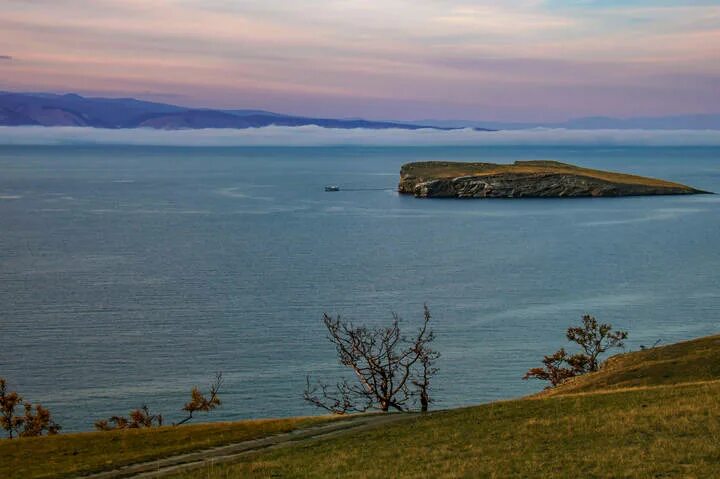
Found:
<box><xmin>400</xmin><ymin>160</ymin><xmax>695</xmax><ymax>189</ymax></box>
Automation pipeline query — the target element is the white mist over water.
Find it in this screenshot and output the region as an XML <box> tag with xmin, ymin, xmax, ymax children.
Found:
<box><xmin>2</xmin><ymin>126</ymin><xmax>720</xmax><ymax>146</ymax></box>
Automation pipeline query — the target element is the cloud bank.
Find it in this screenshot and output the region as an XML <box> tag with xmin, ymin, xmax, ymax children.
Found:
<box><xmin>1</xmin><ymin>126</ymin><xmax>720</xmax><ymax>147</ymax></box>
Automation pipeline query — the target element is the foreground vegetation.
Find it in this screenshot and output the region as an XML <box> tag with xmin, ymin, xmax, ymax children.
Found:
<box><xmin>169</xmin><ymin>334</ymin><xmax>720</xmax><ymax>478</ymax></box>
<box><xmin>5</xmin><ymin>334</ymin><xmax>720</xmax><ymax>478</ymax></box>
<box><xmin>304</xmin><ymin>306</ymin><xmax>439</xmax><ymax>414</ymax></box>
<box><xmin>0</xmin><ymin>416</ymin><xmax>338</xmax><ymax>479</ymax></box>
<box><xmin>0</xmin><ymin>379</ymin><xmax>60</xmax><ymax>438</ymax></box>
<box><xmin>175</xmin><ymin>383</ymin><xmax>720</xmax><ymax>478</ymax></box>
<box><xmin>542</xmin><ymin>334</ymin><xmax>720</xmax><ymax>396</ymax></box>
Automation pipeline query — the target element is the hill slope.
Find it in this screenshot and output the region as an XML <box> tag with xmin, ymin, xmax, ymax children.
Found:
<box><xmin>4</xmin><ymin>334</ymin><xmax>720</xmax><ymax>478</ymax></box>
<box><xmin>170</xmin><ymin>334</ymin><xmax>720</xmax><ymax>478</ymax></box>
<box><xmin>0</xmin><ymin>416</ymin><xmax>342</xmax><ymax>479</ymax></box>
<box><xmin>541</xmin><ymin>334</ymin><xmax>720</xmax><ymax>396</ymax></box>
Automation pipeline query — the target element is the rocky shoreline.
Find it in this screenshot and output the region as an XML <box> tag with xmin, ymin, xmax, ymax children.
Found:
<box><xmin>398</xmin><ymin>161</ymin><xmax>710</xmax><ymax>198</ymax></box>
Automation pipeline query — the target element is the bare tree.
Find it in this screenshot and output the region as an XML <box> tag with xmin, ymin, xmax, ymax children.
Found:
<box><xmin>303</xmin><ymin>378</ymin><xmax>365</xmax><ymax>415</ymax></box>
<box><xmin>0</xmin><ymin>378</ymin><xmax>60</xmax><ymax>438</ymax></box>
<box><xmin>304</xmin><ymin>305</ymin><xmax>438</xmax><ymax>414</ymax></box>
<box><xmin>410</xmin><ymin>344</ymin><xmax>440</xmax><ymax>413</ymax></box>
<box><xmin>176</xmin><ymin>372</ymin><xmax>223</xmax><ymax>426</ymax></box>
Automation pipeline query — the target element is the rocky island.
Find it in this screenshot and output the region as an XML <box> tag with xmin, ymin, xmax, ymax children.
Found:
<box><xmin>398</xmin><ymin>160</ymin><xmax>710</xmax><ymax>198</ymax></box>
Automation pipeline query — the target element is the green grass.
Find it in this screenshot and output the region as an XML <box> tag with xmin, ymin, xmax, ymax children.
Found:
<box><xmin>176</xmin><ymin>383</ymin><xmax>720</xmax><ymax>478</ymax></box>
<box><xmin>542</xmin><ymin>334</ymin><xmax>720</xmax><ymax>396</ymax></box>
<box><xmin>400</xmin><ymin>160</ymin><xmax>697</xmax><ymax>190</ymax></box>
<box><xmin>7</xmin><ymin>334</ymin><xmax>720</xmax><ymax>478</ymax></box>
<box><xmin>169</xmin><ymin>335</ymin><xmax>720</xmax><ymax>478</ymax></box>
<box><xmin>0</xmin><ymin>416</ymin><xmax>338</xmax><ymax>479</ymax></box>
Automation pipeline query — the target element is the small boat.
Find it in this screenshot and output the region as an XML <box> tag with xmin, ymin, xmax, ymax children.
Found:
<box><xmin>324</xmin><ymin>185</ymin><xmax>340</xmax><ymax>192</ymax></box>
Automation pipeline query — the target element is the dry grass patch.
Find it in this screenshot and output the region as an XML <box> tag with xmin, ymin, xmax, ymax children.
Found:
<box><xmin>543</xmin><ymin>334</ymin><xmax>720</xmax><ymax>396</ymax></box>
<box><xmin>172</xmin><ymin>383</ymin><xmax>720</xmax><ymax>478</ymax></box>
<box><xmin>169</xmin><ymin>335</ymin><xmax>720</xmax><ymax>478</ymax></box>
<box><xmin>8</xmin><ymin>334</ymin><xmax>720</xmax><ymax>478</ymax></box>
<box><xmin>0</xmin><ymin>416</ymin><xmax>338</xmax><ymax>479</ymax></box>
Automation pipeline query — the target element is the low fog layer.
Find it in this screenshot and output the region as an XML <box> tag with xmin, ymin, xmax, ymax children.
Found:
<box><xmin>2</xmin><ymin>126</ymin><xmax>720</xmax><ymax>147</ymax></box>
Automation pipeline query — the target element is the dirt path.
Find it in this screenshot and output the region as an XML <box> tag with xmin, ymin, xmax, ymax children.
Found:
<box><xmin>81</xmin><ymin>413</ymin><xmax>413</xmax><ymax>479</ymax></box>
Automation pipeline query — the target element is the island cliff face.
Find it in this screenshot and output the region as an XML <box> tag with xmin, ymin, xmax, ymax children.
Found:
<box><xmin>398</xmin><ymin>161</ymin><xmax>709</xmax><ymax>198</ymax></box>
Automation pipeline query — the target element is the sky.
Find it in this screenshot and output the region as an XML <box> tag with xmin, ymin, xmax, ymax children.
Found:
<box><xmin>1</xmin><ymin>0</ymin><xmax>719</xmax><ymax>121</ymax></box>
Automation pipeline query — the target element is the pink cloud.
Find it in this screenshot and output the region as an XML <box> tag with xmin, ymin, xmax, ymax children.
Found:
<box><xmin>1</xmin><ymin>0</ymin><xmax>718</xmax><ymax>120</ymax></box>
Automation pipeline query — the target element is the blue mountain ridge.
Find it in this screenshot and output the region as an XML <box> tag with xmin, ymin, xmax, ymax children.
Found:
<box><xmin>3</xmin><ymin>91</ymin><xmax>716</xmax><ymax>130</ymax></box>
<box><xmin>0</xmin><ymin>92</ymin><xmax>473</xmax><ymax>130</ymax></box>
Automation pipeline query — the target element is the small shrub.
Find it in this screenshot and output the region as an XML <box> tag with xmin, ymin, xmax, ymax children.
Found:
<box><xmin>524</xmin><ymin>315</ymin><xmax>628</xmax><ymax>388</ymax></box>
<box><xmin>177</xmin><ymin>372</ymin><xmax>223</xmax><ymax>426</ymax></box>
<box><xmin>94</xmin><ymin>373</ymin><xmax>223</xmax><ymax>431</ymax></box>
<box><xmin>0</xmin><ymin>378</ymin><xmax>60</xmax><ymax>438</ymax></box>
<box><xmin>94</xmin><ymin>405</ymin><xmax>163</xmax><ymax>431</ymax></box>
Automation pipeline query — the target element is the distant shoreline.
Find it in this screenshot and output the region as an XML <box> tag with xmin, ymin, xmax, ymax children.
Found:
<box><xmin>398</xmin><ymin>160</ymin><xmax>711</xmax><ymax>198</ymax></box>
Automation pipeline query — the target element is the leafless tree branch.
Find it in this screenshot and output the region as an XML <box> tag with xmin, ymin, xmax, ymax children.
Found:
<box><xmin>305</xmin><ymin>305</ymin><xmax>439</xmax><ymax>414</ymax></box>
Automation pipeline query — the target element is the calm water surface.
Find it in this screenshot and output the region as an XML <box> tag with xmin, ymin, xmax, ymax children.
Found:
<box><xmin>1</xmin><ymin>145</ymin><xmax>719</xmax><ymax>431</ymax></box>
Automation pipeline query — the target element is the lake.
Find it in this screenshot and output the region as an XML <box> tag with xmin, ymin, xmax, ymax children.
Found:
<box><xmin>1</xmin><ymin>145</ymin><xmax>719</xmax><ymax>431</ymax></box>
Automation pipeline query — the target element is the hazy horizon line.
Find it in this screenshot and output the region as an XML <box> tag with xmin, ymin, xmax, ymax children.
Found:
<box><xmin>2</xmin><ymin>125</ymin><xmax>720</xmax><ymax>147</ymax></box>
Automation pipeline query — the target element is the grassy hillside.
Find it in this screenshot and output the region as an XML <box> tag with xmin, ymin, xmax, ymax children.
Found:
<box><xmin>400</xmin><ymin>160</ymin><xmax>698</xmax><ymax>189</ymax></box>
<box><xmin>170</xmin><ymin>335</ymin><xmax>720</xmax><ymax>478</ymax></box>
<box><xmin>5</xmin><ymin>335</ymin><xmax>720</xmax><ymax>478</ymax></box>
<box><xmin>0</xmin><ymin>416</ymin><xmax>337</xmax><ymax>479</ymax></box>
<box><xmin>174</xmin><ymin>383</ymin><xmax>720</xmax><ymax>478</ymax></box>
<box><xmin>541</xmin><ymin>334</ymin><xmax>720</xmax><ymax>396</ymax></box>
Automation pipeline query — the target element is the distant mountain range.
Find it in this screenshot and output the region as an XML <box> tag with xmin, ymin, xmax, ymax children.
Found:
<box><xmin>1</xmin><ymin>91</ymin><xmax>718</xmax><ymax>130</ymax></box>
<box><xmin>0</xmin><ymin>92</ymin><xmax>464</xmax><ymax>130</ymax></box>
<box><xmin>409</xmin><ymin>115</ymin><xmax>720</xmax><ymax>130</ymax></box>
